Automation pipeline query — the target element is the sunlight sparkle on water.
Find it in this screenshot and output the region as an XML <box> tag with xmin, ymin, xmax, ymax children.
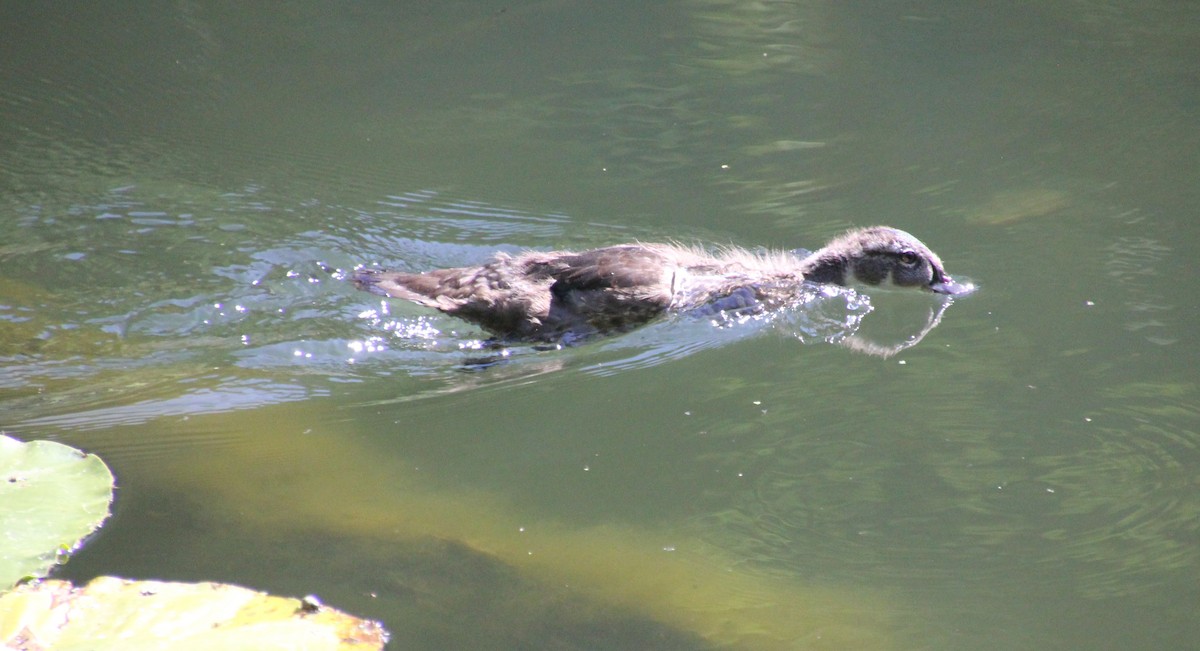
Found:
<box><xmin>347</xmin><ymin>337</ymin><xmax>387</xmax><ymax>355</ymax></box>
<box><xmin>385</xmin><ymin>317</ymin><xmax>441</xmax><ymax>339</ymax></box>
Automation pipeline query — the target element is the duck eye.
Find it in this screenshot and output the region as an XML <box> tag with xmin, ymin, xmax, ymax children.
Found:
<box><xmin>898</xmin><ymin>251</ymin><xmax>920</xmax><ymax>266</ymax></box>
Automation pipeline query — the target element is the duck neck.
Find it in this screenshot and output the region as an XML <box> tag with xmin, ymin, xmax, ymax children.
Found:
<box><xmin>798</xmin><ymin>250</ymin><xmax>850</xmax><ymax>286</ymax></box>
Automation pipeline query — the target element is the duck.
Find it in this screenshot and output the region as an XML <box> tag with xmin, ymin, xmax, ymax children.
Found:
<box><xmin>353</xmin><ymin>226</ymin><xmax>971</xmax><ymax>342</ymax></box>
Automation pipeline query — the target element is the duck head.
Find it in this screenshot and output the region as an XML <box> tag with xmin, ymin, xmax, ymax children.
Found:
<box><xmin>801</xmin><ymin>226</ymin><xmax>973</xmax><ymax>295</ymax></box>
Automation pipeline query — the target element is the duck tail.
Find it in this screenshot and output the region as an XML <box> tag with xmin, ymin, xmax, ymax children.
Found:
<box><xmin>352</xmin><ymin>269</ymin><xmax>439</xmax><ymax>307</ymax></box>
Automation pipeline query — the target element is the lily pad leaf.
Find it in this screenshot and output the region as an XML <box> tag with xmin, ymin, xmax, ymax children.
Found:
<box><xmin>0</xmin><ymin>434</ymin><xmax>115</xmax><ymax>588</ymax></box>
<box><xmin>0</xmin><ymin>577</ymin><xmax>389</xmax><ymax>650</ymax></box>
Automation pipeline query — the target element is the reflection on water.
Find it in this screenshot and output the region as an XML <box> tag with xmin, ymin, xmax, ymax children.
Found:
<box><xmin>692</xmin><ymin>378</ymin><xmax>1200</xmax><ymax>600</ymax></box>
<box><xmin>3</xmin><ymin>1</ymin><xmax>1200</xmax><ymax>650</ymax></box>
<box><xmin>15</xmin><ymin>378</ymin><xmax>315</xmax><ymax>433</ymax></box>
<box><xmin>1105</xmin><ymin>236</ymin><xmax>1178</xmax><ymax>346</ymax></box>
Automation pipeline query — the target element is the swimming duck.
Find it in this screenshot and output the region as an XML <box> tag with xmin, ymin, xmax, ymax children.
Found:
<box><xmin>353</xmin><ymin>226</ymin><xmax>971</xmax><ymax>341</ymax></box>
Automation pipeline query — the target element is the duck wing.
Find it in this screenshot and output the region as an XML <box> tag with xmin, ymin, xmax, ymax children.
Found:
<box><xmin>544</xmin><ymin>246</ymin><xmax>673</xmax><ymax>291</ymax></box>
<box><xmin>354</xmin><ymin>245</ymin><xmax>678</xmax><ymax>339</ymax></box>
<box><xmin>354</xmin><ymin>261</ymin><xmax>557</xmax><ymax>337</ymax></box>
<box><xmin>532</xmin><ymin>245</ymin><xmax>677</xmax><ymax>334</ymax></box>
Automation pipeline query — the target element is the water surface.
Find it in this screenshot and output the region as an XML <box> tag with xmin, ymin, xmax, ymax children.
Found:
<box><xmin>2</xmin><ymin>2</ymin><xmax>1198</xmax><ymax>649</ymax></box>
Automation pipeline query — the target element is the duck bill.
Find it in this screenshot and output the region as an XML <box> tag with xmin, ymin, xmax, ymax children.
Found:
<box><xmin>929</xmin><ymin>276</ymin><xmax>975</xmax><ymax>296</ymax></box>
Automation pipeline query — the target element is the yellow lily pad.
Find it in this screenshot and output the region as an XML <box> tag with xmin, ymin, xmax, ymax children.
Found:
<box><xmin>0</xmin><ymin>577</ymin><xmax>388</xmax><ymax>651</ymax></box>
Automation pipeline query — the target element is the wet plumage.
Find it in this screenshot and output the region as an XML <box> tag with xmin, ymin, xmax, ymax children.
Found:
<box><xmin>354</xmin><ymin>226</ymin><xmax>969</xmax><ymax>341</ymax></box>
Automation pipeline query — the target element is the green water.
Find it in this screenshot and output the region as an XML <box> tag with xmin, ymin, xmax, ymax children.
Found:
<box><xmin>2</xmin><ymin>2</ymin><xmax>1197</xmax><ymax>649</ymax></box>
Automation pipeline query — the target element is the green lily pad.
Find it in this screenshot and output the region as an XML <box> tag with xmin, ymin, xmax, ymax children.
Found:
<box><xmin>0</xmin><ymin>577</ymin><xmax>389</xmax><ymax>650</ymax></box>
<box><xmin>0</xmin><ymin>434</ymin><xmax>115</xmax><ymax>588</ymax></box>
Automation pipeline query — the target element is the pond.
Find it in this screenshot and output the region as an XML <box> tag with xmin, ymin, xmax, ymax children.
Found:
<box><xmin>2</xmin><ymin>2</ymin><xmax>1197</xmax><ymax>649</ymax></box>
